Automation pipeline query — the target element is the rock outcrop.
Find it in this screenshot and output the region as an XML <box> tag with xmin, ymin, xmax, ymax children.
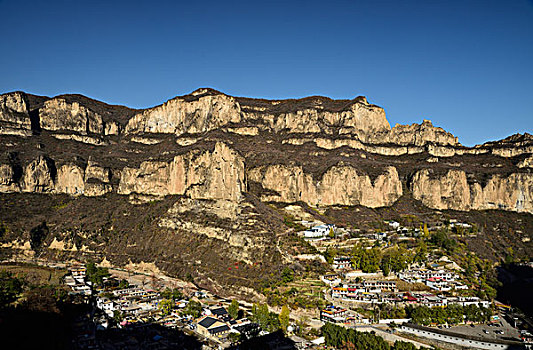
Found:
<box><xmin>125</xmin><ymin>89</ymin><xmax>241</xmax><ymax>135</ymax></box>
<box><xmin>0</xmin><ymin>92</ymin><xmax>32</xmax><ymax>136</ymax></box>
<box><xmin>411</xmin><ymin>169</ymin><xmax>533</xmax><ymax>213</ymax></box>
<box><xmin>249</xmin><ymin>164</ymin><xmax>402</xmax><ymax>208</ymax></box>
<box><xmin>241</xmin><ymin>96</ymin><xmax>391</xmax><ymax>140</ymax></box>
<box><xmin>40</xmin><ymin>98</ymin><xmax>105</xmax><ymax>135</ymax></box>
<box><xmin>118</xmin><ymin>142</ymin><xmax>246</xmax><ymax>201</ymax></box>
<box><xmin>0</xmin><ymin>88</ymin><xmax>531</xmax><ymax>214</ymax></box>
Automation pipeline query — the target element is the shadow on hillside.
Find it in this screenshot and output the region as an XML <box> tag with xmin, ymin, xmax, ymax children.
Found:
<box><xmin>497</xmin><ymin>264</ymin><xmax>533</xmax><ymax>317</ymax></box>
<box><xmin>0</xmin><ymin>307</ymin><xmax>204</xmax><ymax>350</ymax></box>
<box><xmin>228</xmin><ymin>330</ymin><xmax>297</xmax><ymax>350</ymax></box>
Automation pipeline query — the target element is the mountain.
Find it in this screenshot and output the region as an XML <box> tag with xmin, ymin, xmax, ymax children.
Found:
<box><xmin>0</xmin><ymin>88</ymin><xmax>531</xmax><ymax>297</ymax></box>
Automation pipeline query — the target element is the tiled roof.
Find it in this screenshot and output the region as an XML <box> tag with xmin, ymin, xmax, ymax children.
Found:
<box><xmin>210</xmin><ymin>307</ymin><xmax>228</xmax><ymax>315</ymax></box>
<box><xmin>209</xmin><ymin>325</ymin><xmax>230</xmax><ymax>334</ymax></box>
<box><xmin>198</xmin><ymin>316</ymin><xmax>218</xmax><ymax>328</ymax></box>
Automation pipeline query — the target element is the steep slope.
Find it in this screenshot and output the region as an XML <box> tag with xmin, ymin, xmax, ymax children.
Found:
<box><xmin>0</xmin><ymin>88</ymin><xmax>531</xmax><ymax>296</ymax></box>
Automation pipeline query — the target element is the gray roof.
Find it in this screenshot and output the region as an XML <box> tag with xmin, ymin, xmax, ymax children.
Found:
<box><xmin>198</xmin><ymin>316</ymin><xmax>218</xmax><ymax>328</ymax></box>
<box><xmin>209</xmin><ymin>325</ymin><xmax>230</xmax><ymax>334</ymax></box>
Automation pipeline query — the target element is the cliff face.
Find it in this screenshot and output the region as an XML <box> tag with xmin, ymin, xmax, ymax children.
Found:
<box><xmin>0</xmin><ymin>92</ymin><xmax>32</xmax><ymax>137</ymax></box>
<box><xmin>0</xmin><ymin>88</ymin><xmax>530</xmax><ymax>214</ymax></box>
<box><xmin>0</xmin><ymin>87</ymin><xmax>531</xmax><ymax>298</ymax></box>
<box><xmin>125</xmin><ymin>89</ymin><xmax>241</xmax><ymax>135</ymax></box>
<box><xmin>241</xmin><ymin>96</ymin><xmax>391</xmax><ymax>140</ymax></box>
<box><xmin>118</xmin><ymin>142</ymin><xmax>246</xmax><ymax>201</ymax></box>
<box><xmin>0</xmin><ymin>142</ymin><xmax>245</xmax><ymax>201</ymax></box>
<box><xmin>410</xmin><ymin>169</ymin><xmax>533</xmax><ymax>213</ymax></box>
<box><xmin>249</xmin><ymin>164</ymin><xmax>402</xmax><ymax>208</ymax></box>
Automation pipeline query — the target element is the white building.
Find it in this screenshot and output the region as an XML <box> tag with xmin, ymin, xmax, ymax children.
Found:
<box><xmin>303</xmin><ymin>224</ymin><xmax>336</xmax><ymax>241</ymax></box>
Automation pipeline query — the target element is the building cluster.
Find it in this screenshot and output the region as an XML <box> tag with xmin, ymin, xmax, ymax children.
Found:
<box><xmin>301</xmin><ymin>223</ymin><xmax>336</xmax><ymax>241</ymax></box>
<box><xmin>324</xmin><ymin>267</ymin><xmax>488</xmax><ymax>311</ymax></box>
<box><xmin>96</xmin><ymin>286</ymin><xmax>162</xmax><ymax>320</ymax></box>
<box><xmin>64</xmin><ymin>266</ymin><xmax>92</xmax><ymax>296</ymax></box>
<box><xmin>91</xmin><ymin>281</ymin><xmax>256</xmax><ymax>346</ymax></box>
<box><xmin>330</xmin><ymin>280</ymin><xmax>398</xmax><ymax>304</ymax></box>
<box><xmin>399</xmin><ymin>267</ymin><xmax>467</xmax><ymax>291</ymax></box>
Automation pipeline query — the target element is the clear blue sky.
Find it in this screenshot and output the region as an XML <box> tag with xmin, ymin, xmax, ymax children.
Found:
<box><xmin>0</xmin><ymin>0</ymin><xmax>531</xmax><ymax>146</ymax></box>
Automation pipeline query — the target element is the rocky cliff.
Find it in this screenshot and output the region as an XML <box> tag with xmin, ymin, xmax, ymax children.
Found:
<box><xmin>0</xmin><ymin>88</ymin><xmax>531</xmax><ymax>214</ymax></box>
<box><xmin>248</xmin><ymin>164</ymin><xmax>402</xmax><ymax>208</ymax></box>
<box><xmin>0</xmin><ymin>87</ymin><xmax>531</xmax><ymax>297</ymax></box>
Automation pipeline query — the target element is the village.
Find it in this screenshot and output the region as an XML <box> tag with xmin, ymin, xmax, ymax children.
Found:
<box><xmin>57</xmin><ymin>215</ymin><xmax>533</xmax><ymax>349</ymax></box>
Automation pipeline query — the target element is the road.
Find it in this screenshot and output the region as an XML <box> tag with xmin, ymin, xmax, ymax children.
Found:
<box><xmin>352</xmin><ymin>325</ymin><xmax>430</xmax><ymax>349</ymax></box>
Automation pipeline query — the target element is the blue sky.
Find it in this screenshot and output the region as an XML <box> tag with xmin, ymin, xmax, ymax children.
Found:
<box><xmin>0</xmin><ymin>0</ymin><xmax>531</xmax><ymax>146</ymax></box>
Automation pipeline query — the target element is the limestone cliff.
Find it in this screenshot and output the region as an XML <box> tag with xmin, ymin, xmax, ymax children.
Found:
<box><xmin>248</xmin><ymin>163</ymin><xmax>402</xmax><ymax>208</ymax></box>
<box><xmin>0</xmin><ymin>88</ymin><xmax>531</xmax><ymax>214</ymax></box>
<box><xmin>240</xmin><ymin>96</ymin><xmax>391</xmax><ymax>140</ymax></box>
<box><xmin>411</xmin><ymin>169</ymin><xmax>533</xmax><ymax>213</ymax></box>
<box><xmin>39</xmin><ymin>98</ymin><xmax>106</xmax><ymax>135</ymax></box>
<box><xmin>0</xmin><ymin>142</ymin><xmax>245</xmax><ymax>201</ymax></box>
<box><xmin>125</xmin><ymin>89</ymin><xmax>241</xmax><ymax>135</ymax></box>
<box><xmin>118</xmin><ymin>142</ymin><xmax>245</xmax><ymax>201</ymax></box>
<box><xmin>0</xmin><ymin>92</ymin><xmax>32</xmax><ymax>137</ymax></box>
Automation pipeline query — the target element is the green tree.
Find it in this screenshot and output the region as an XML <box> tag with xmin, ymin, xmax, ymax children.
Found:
<box><xmin>118</xmin><ymin>279</ymin><xmax>129</xmax><ymax>289</ymax></box>
<box><xmin>360</xmin><ymin>248</ymin><xmax>381</xmax><ymax>273</ymax></box>
<box><xmin>279</xmin><ymin>305</ymin><xmax>290</xmax><ymax>332</ymax></box>
<box><xmin>85</xmin><ymin>261</ymin><xmax>110</xmax><ymax>287</ymax></box>
<box><xmin>159</xmin><ymin>298</ymin><xmax>173</xmax><ymax>316</ymax></box>
<box><xmin>281</xmin><ymin>267</ymin><xmax>294</xmax><ymax>283</ymax></box>
<box><xmin>414</xmin><ymin>240</ymin><xmax>428</xmax><ymax>264</ymax></box>
<box><xmin>113</xmin><ymin>310</ymin><xmax>124</xmax><ymax>323</ymax></box>
<box><xmin>228</xmin><ymin>299</ymin><xmax>239</xmax><ymax>320</ymax></box>
<box><xmin>0</xmin><ymin>271</ymin><xmax>24</xmax><ymax>307</ymax></box>
<box><xmin>184</xmin><ymin>300</ymin><xmax>202</xmax><ymax>318</ymax></box>
<box><xmin>227</xmin><ymin>332</ymin><xmax>241</xmax><ymax>344</ymax></box>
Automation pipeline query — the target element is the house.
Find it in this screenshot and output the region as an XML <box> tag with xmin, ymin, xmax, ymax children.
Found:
<box><xmin>421</xmin><ymin>294</ymin><xmax>447</xmax><ymax>307</ymax></box>
<box><xmin>197</xmin><ymin>316</ymin><xmax>230</xmax><ymax>338</ymax></box>
<box><xmin>321</xmin><ymin>274</ymin><xmax>341</xmax><ymax>286</ymax></box>
<box><xmin>122</xmin><ymin>304</ymin><xmax>143</xmax><ymax>315</ymax></box>
<box><xmin>303</xmin><ymin>224</ymin><xmax>336</xmax><ymax>241</ymax></box>
<box><xmin>388</xmin><ymin>221</ymin><xmax>400</xmax><ymax>230</ymax></box>
<box><xmin>70</xmin><ymin>266</ymin><xmax>86</xmax><ymax>280</ymax></box>
<box><xmin>332</xmin><ymin>256</ymin><xmax>352</xmax><ymax>270</ymax></box>
<box><xmin>363</xmin><ymin>280</ymin><xmax>397</xmax><ymax>292</ymax></box>
<box><xmin>426</xmin><ymin>277</ymin><xmax>452</xmax><ymax>292</ymax></box>
<box><xmin>321</xmin><ymin>306</ymin><xmax>347</xmax><ymax>323</ymax></box>
<box><xmin>74</xmin><ymin>285</ymin><xmax>92</xmax><ymax>296</ymax></box>
<box><xmin>448</xmin><ymin>297</ymin><xmax>490</xmax><ymax>308</ymax></box>
<box><xmin>64</xmin><ymin>275</ymin><xmax>77</xmax><ymax>287</ymax></box>
<box><xmin>210</xmin><ymin>306</ymin><xmax>230</xmax><ymax>321</ymax></box>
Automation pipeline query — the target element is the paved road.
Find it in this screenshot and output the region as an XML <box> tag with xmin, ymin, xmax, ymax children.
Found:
<box><xmin>352</xmin><ymin>325</ymin><xmax>430</xmax><ymax>349</ymax></box>
<box><xmin>446</xmin><ymin>317</ymin><xmax>521</xmax><ymax>342</ymax></box>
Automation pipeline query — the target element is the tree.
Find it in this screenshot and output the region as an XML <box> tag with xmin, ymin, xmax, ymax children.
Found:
<box><xmin>360</xmin><ymin>248</ymin><xmax>381</xmax><ymax>273</ymax></box>
<box><xmin>113</xmin><ymin>310</ymin><xmax>124</xmax><ymax>323</ymax></box>
<box><xmin>0</xmin><ymin>271</ymin><xmax>24</xmax><ymax>307</ymax></box>
<box><xmin>328</xmin><ymin>228</ymin><xmax>335</xmax><ymax>239</ymax></box>
<box><xmin>295</xmin><ymin>316</ymin><xmax>309</xmax><ymax>336</ymax></box>
<box><xmin>30</xmin><ymin>221</ymin><xmax>48</xmax><ymax>251</ymax></box>
<box><xmin>159</xmin><ymin>298</ymin><xmax>173</xmax><ymax>316</ymax></box>
<box><xmin>422</xmin><ymin>223</ymin><xmax>429</xmax><ymax>238</ymax></box>
<box><xmin>227</xmin><ymin>332</ymin><xmax>241</xmax><ymax>344</ymax></box>
<box><xmin>228</xmin><ymin>299</ymin><xmax>239</xmax><ymax>320</ymax></box>
<box><xmin>118</xmin><ymin>279</ymin><xmax>129</xmax><ymax>289</ymax></box>
<box><xmin>184</xmin><ymin>300</ymin><xmax>202</xmax><ymax>318</ymax></box>
<box><xmin>414</xmin><ymin>240</ymin><xmax>428</xmax><ymax>264</ymax></box>
<box><xmin>281</xmin><ymin>267</ymin><xmax>295</xmax><ymax>283</ymax></box>
<box><xmin>85</xmin><ymin>261</ymin><xmax>110</xmax><ymax>287</ymax></box>
<box><xmin>279</xmin><ymin>305</ymin><xmax>290</xmax><ymax>332</ymax></box>
<box><xmin>381</xmin><ymin>255</ymin><xmax>391</xmax><ymax>276</ymax></box>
